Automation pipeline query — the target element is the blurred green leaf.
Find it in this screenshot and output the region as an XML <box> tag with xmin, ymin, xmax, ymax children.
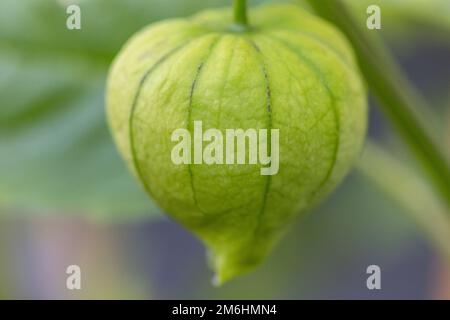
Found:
<box><xmin>358</xmin><ymin>142</ymin><xmax>450</xmax><ymax>260</ymax></box>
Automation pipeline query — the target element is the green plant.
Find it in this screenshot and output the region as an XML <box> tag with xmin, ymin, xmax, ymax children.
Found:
<box><xmin>1</xmin><ymin>0</ymin><xmax>448</xmax><ymax>291</ymax></box>
<box><xmin>107</xmin><ymin>1</ymin><xmax>367</xmax><ymax>283</ymax></box>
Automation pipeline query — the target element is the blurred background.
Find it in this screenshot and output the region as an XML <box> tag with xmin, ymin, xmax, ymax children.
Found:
<box><xmin>0</xmin><ymin>0</ymin><xmax>449</xmax><ymax>299</ymax></box>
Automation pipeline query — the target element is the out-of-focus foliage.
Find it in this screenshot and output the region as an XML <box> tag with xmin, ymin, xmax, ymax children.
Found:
<box><xmin>358</xmin><ymin>143</ymin><xmax>450</xmax><ymax>259</ymax></box>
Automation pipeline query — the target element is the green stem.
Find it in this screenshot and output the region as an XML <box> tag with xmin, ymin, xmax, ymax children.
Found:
<box><xmin>233</xmin><ymin>0</ymin><xmax>248</xmax><ymax>26</ymax></box>
<box><xmin>306</xmin><ymin>0</ymin><xmax>450</xmax><ymax>209</ymax></box>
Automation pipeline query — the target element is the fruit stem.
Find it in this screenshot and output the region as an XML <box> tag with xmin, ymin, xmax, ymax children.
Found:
<box><xmin>233</xmin><ymin>0</ymin><xmax>248</xmax><ymax>27</ymax></box>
